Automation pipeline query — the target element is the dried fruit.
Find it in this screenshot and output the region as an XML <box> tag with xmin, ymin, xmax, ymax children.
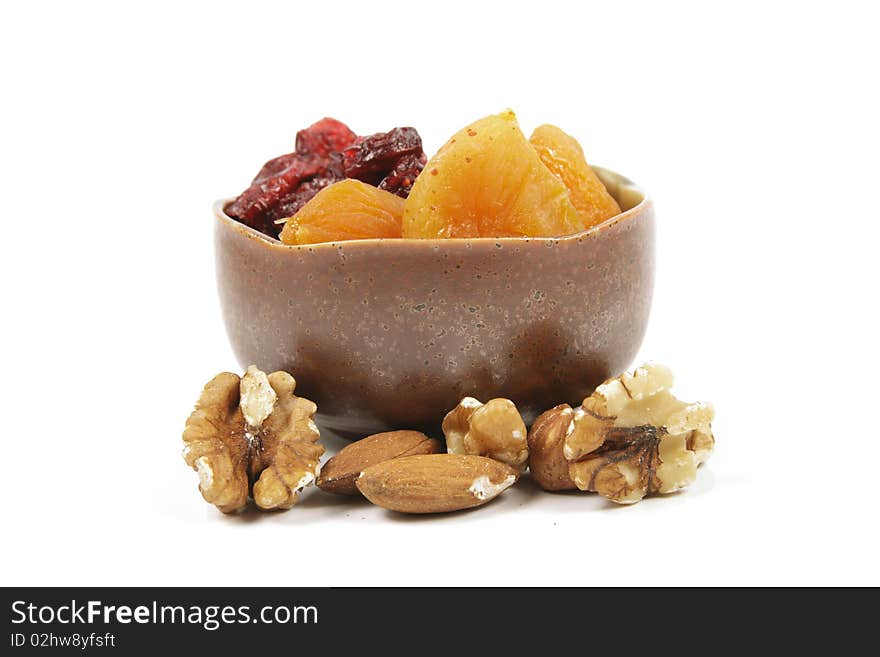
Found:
<box><xmin>530</xmin><ymin>124</ymin><xmax>620</xmax><ymax>229</ymax></box>
<box><xmin>526</xmin><ymin>404</ymin><xmax>578</xmax><ymax>491</ymax></box>
<box><xmin>227</xmin><ymin>118</ymin><xmax>424</xmax><ymax>239</ymax></box>
<box><xmin>442</xmin><ymin>397</ymin><xmax>528</xmax><ymax>472</ymax></box>
<box><xmin>563</xmin><ymin>363</ymin><xmax>715</xmax><ymax>504</ymax></box>
<box><xmin>278</xmin><ymin>179</ymin><xmax>405</xmax><ymax>245</ymax></box>
<box><xmin>402</xmin><ymin>110</ymin><xmax>583</xmax><ymax>238</ymax></box>
<box><xmin>227</xmin><ymin>154</ymin><xmax>325</xmax><ymax>237</ymax></box>
<box><xmin>252</xmin><ymin>152</ymin><xmax>299</xmax><ymax>185</ymax></box>
<box><xmin>342</xmin><ymin>127</ymin><xmax>424</xmax><ymax>183</ymax></box>
<box><xmin>182</xmin><ymin>365</ymin><xmax>324</xmax><ymax>513</ymax></box>
<box><xmin>378</xmin><ymin>152</ymin><xmax>427</xmax><ymax>197</ymax></box>
<box><xmin>317</xmin><ymin>430</ymin><xmax>442</xmax><ymax>496</ymax></box>
<box><xmin>356</xmin><ymin>454</ymin><xmax>518</xmax><ymax>514</ymax></box>
<box><xmin>272</xmin><ymin>153</ymin><xmax>346</xmax><ymax>220</ymax></box>
<box><xmin>295</xmin><ymin>117</ymin><xmax>357</xmax><ymax>157</ymax></box>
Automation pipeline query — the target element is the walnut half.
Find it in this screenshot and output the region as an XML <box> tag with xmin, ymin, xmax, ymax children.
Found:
<box><xmin>442</xmin><ymin>397</ymin><xmax>529</xmax><ymax>472</ymax></box>
<box><xmin>182</xmin><ymin>365</ymin><xmax>324</xmax><ymax>513</ymax></box>
<box><xmin>527</xmin><ymin>404</ymin><xmax>578</xmax><ymax>491</ymax></box>
<box><xmin>562</xmin><ymin>363</ymin><xmax>714</xmax><ymax>504</ymax></box>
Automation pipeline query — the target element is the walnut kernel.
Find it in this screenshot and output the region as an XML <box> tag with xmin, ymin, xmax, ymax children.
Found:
<box><xmin>182</xmin><ymin>366</ymin><xmax>324</xmax><ymax>513</ymax></box>
<box><xmin>527</xmin><ymin>404</ymin><xmax>578</xmax><ymax>491</ymax></box>
<box><xmin>563</xmin><ymin>363</ymin><xmax>714</xmax><ymax>504</ymax></box>
<box><xmin>442</xmin><ymin>397</ymin><xmax>529</xmax><ymax>472</ymax></box>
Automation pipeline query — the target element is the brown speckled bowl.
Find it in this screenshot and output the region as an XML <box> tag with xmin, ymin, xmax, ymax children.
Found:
<box><xmin>214</xmin><ymin>167</ymin><xmax>654</xmax><ymax>437</ymax></box>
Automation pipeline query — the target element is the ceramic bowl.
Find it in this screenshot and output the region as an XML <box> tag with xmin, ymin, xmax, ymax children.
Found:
<box><xmin>214</xmin><ymin>167</ymin><xmax>654</xmax><ymax>437</ymax></box>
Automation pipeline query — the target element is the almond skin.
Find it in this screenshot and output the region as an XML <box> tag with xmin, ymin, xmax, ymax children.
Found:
<box><xmin>317</xmin><ymin>430</ymin><xmax>442</xmax><ymax>496</ymax></box>
<box><xmin>356</xmin><ymin>454</ymin><xmax>518</xmax><ymax>514</ymax></box>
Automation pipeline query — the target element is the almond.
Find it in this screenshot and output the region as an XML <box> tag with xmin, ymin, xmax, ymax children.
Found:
<box><xmin>317</xmin><ymin>430</ymin><xmax>442</xmax><ymax>496</ymax></box>
<box><xmin>356</xmin><ymin>454</ymin><xmax>518</xmax><ymax>514</ymax></box>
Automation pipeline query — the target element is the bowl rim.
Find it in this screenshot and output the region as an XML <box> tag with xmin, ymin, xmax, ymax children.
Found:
<box><xmin>213</xmin><ymin>165</ymin><xmax>652</xmax><ymax>251</ymax></box>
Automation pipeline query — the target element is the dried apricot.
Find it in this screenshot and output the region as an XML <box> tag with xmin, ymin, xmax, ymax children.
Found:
<box><xmin>529</xmin><ymin>124</ymin><xmax>620</xmax><ymax>229</ymax></box>
<box><xmin>278</xmin><ymin>179</ymin><xmax>404</xmax><ymax>245</ymax></box>
<box><xmin>401</xmin><ymin>110</ymin><xmax>583</xmax><ymax>239</ymax></box>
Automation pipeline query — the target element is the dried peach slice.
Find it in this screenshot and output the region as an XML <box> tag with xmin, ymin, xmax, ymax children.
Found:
<box><xmin>279</xmin><ymin>179</ymin><xmax>404</xmax><ymax>245</ymax></box>
<box><xmin>529</xmin><ymin>124</ymin><xmax>620</xmax><ymax>229</ymax></box>
<box><xmin>402</xmin><ymin>110</ymin><xmax>583</xmax><ymax>238</ymax></box>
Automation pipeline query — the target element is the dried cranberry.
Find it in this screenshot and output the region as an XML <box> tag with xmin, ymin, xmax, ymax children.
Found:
<box><xmin>324</xmin><ymin>150</ymin><xmax>346</xmax><ymax>179</ymax></box>
<box><xmin>342</xmin><ymin>127</ymin><xmax>423</xmax><ymax>181</ymax></box>
<box><xmin>226</xmin><ymin>120</ymin><xmax>426</xmax><ymax>238</ymax></box>
<box><xmin>296</xmin><ymin>118</ymin><xmax>357</xmax><ymax>157</ymax></box>
<box><xmin>378</xmin><ymin>153</ymin><xmax>427</xmax><ymax>197</ymax></box>
<box><xmin>251</xmin><ymin>152</ymin><xmax>297</xmax><ymax>184</ymax></box>
<box><xmin>226</xmin><ymin>154</ymin><xmax>325</xmax><ymax>237</ymax></box>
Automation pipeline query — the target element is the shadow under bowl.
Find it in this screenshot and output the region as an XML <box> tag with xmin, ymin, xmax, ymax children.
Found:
<box><xmin>214</xmin><ymin>167</ymin><xmax>654</xmax><ymax>437</ymax></box>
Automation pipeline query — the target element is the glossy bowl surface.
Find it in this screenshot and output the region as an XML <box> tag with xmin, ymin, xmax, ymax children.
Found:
<box><xmin>215</xmin><ymin>167</ymin><xmax>654</xmax><ymax>436</ymax></box>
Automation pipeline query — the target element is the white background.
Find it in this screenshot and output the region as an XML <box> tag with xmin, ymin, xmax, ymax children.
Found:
<box><xmin>1</xmin><ymin>1</ymin><xmax>877</xmax><ymax>586</ymax></box>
